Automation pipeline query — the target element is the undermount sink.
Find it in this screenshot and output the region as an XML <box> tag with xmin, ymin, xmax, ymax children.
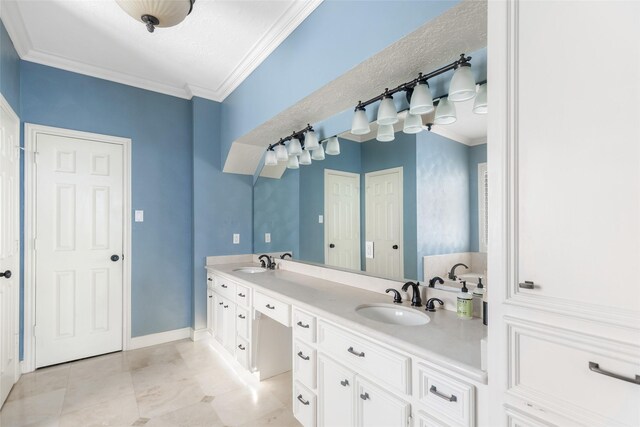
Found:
<box><xmin>233</xmin><ymin>266</ymin><xmax>267</xmax><ymax>274</ymax></box>
<box><xmin>355</xmin><ymin>304</ymin><xmax>430</xmax><ymax>326</ymax></box>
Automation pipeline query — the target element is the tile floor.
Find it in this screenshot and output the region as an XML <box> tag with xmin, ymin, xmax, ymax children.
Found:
<box><xmin>0</xmin><ymin>338</ymin><xmax>301</xmax><ymax>427</ymax></box>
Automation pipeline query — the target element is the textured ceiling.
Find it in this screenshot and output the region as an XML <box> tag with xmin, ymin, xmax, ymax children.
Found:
<box><xmin>224</xmin><ymin>0</ymin><xmax>488</xmax><ymax>175</ymax></box>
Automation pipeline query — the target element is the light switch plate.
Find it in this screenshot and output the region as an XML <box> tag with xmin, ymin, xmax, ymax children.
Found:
<box><xmin>365</xmin><ymin>241</ymin><xmax>374</xmax><ymax>259</ymax></box>
<box><xmin>265</xmin><ymin>233</ymin><xmax>271</xmax><ymax>243</ymax></box>
<box><xmin>134</xmin><ymin>210</ymin><xmax>144</xmax><ymax>222</ymax></box>
<box><xmin>318</xmin><ymin>215</ymin><xmax>323</xmax><ymax>224</ymax></box>
<box><xmin>233</xmin><ymin>234</ymin><xmax>240</xmax><ymax>244</ymax></box>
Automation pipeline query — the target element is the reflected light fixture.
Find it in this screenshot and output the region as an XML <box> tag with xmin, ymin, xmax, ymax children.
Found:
<box><xmin>377</xmin><ymin>124</ymin><xmax>395</xmax><ymax>142</ymax></box>
<box><xmin>409</xmin><ymin>80</ymin><xmax>434</xmax><ymax>115</ymax></box>
<box><xmin>299</xmin><ymin>150</ymin><xmax>312</xmax><ymax>165</ymax></box>
<box><xmin>351</xmin><ymin>105</ymin><xmax>371</xmax><ymax>135</ymax></box>
<box><xmin>287</xmin><ymin>137</ymin><xmax>302</xmax><ymax>156</ymax></box>
<box><xmin>377</xmin><ymin>91</ymin><xmax>398</xmax><ymax>125</ymax></box>
<box><xmin>274</xmin><ymin>143</ymin><xmax>288</xmax><ymax>162</ymax></box>
<box><xmin>287</xmin><ymin>155</ymin><xmax>299</xmax><ymax>169</ymax></box>
<box><xmin>311</xmin><ymin>144</ymin><xmax>325</xmax><ymax>161</ymax></box>
<box><xmin>116</xmin><ymin>0</ymin><xmax>195</xmax><ymax>33</ymax></box>
<box><xmin>434</xmin><ymin>97</ymin><xmax>457</xmax><ymax>125</ymax></box>
<box><xmin>325</xmin><ymin>136</ymin><xmax>340</xmax><ymax>155</ymax></box>
<box><xmin>473</xmin><ymin>83</ymin><xmax>488</xmax><ymax>114</ymax></box>
<box><xmin>264</xmin><ymin>149</ymin><xmax>277</xmax><ymax>166</ymax></box>
<box><xmin>403</xmin><ymin>113</ymin><xmax>423</xmax><ymax>134</ymax></box>
<box><xmin>305</xmin><ymin>130</ymin><xmax>319</xmax><ymax>150</ymax></box>
<box><xmin>448</xmin><ymin>55</ymin><xmax>477</xmax><ymax>102</ymax></box>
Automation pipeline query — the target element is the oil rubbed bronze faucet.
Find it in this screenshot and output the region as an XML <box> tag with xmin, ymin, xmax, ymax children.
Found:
<box><xmin>401</xmin><ymin>281</ymin><xmax>422</xmax><ymax>307</ymax></box>
<box><xmin>258</xmin><ymin>254</ymin><xmax>275</xmax><ymax>270</ymax></box>
<box><xmin>448</xmin><ymin>263</ymin><xmax>469</xmax><ymax>280</ymax></box>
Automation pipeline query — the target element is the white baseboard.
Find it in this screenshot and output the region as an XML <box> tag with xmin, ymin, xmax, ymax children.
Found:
<box><xmin>129</xmin><ymin>327</ymin><xmax>191</xmax><ymax>350</ymax></box>
<box><xmin>190</xmin><ymin>328</ymin><xmax>212</xmax><ymax>342</ymax></box>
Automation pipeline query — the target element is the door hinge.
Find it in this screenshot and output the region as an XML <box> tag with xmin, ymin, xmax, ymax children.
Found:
<box><xmin>122</xmin><ymin>254</ymin><xmax>125</xmax><ymax>261</ymax></box>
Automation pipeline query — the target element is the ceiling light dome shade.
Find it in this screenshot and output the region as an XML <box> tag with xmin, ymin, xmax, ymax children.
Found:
<box><xmin>275</xmin><ymin>144</ymin><xmax>288</xmax><ymax>162</ymax></box>
<box><xmin>311</xmin><ymin>144</ymin><xmax>325</xmax><ymax>161</ymax></box>
<box><xmin>434</xmin><ymin>97</ymin><xmax>457</xmax><ymax>125</ymax></box>
<box><xmin>288</xmin><ymin>138</ymin><xmax>302</xmax><ymax>156</ymax></box>
<box><xmin>304</xmin><ymin>130</ymin><xmax>319</xmax><ymax>150</ymax></box>
<box><xmin>116</xmin><ymin>0</ymin><xmax>194</xmax><ymax>32</ymax></box>
<box><xmin>299</xmin><ymin>150</ymin><xmax>312</xmax><ymax>165</ymax></box>
<box><xmin>351</xmin><ymin>108</ymin><xmax>371</xmax><ymax>135</ymax></box>
<box><xmin>287</xmin><ymin>155</ymin><xmax>299</xmax><ymax>169</ymax></box>
<box><xmin>409</xmin><ymin>83</ymin><xmax>434</xmax><ymax>115</ymax></box>
<box><xmin>264</xmin><ymin>150</ymin><xmax>277</xmax><ymax>166</ymax></box>
<box><xmin>448</xmin><ymin>65</ymin><xmax>477</xmax><ymax>102</ymax></box>
<box><xmin>377</xmin><ymin>95</ymin><xmax>398</xmax><ymax>125</ymax></box>
<box><xmin>473</xmin><ymin>83</ymin><xmax>488</xmax><ymax>114</ymax></box>
<box><xmin>403</xmin><ymin>113</ymin><xmax>423</xmax><ymax>134</ymax></box>
<box><xmin>377</xmin><ymin>124</ymin><xmax>395</xmax><ymax>142</ymax></box>
<box><xmin>325</xmin><ymin>137</ymin><xmax>340</xmax><ymax>155</ymax></box>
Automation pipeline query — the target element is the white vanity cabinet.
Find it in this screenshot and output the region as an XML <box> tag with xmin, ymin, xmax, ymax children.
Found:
<box><xmin>318</xmin><ymin>355</ymin><xmax>356</xmax><ymax>427</ymax></box>
<box><xmin>355</xmin><ymin>376</ymin><xmax>411</xmax><ymax>427</ymax></box>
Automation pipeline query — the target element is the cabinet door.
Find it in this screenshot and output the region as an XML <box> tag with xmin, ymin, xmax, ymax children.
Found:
<box><xmin>214</xmin><ymin>295</ymin><xmax>224</xmax><ymax>343</ymax></box>
<box><xmin>318</xmin><ymin>355</ymin><xmax>355</xmax><ymax>427</ymax></box>
<box><xmin>222</xmin><ymin>300</ymin><xmax>236</xmax><ymax>352</ymax></box>
<box><xmin>207</xmin><ymin>291</ymin><xmax>214</xmax><ymax>333</ymax></box>
<box><xmin>355</xmin><ymin>377</ymin><xmax>410</xmax><ymax>427</ymax></box>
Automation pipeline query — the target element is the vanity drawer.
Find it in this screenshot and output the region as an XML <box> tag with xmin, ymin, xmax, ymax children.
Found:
<box><xmin>206</xmin><ymin>272</ymin><xmax>214</xmax><ymax>290</ymax></box>
<box><xmin>317</xmin><ymin>321</ymin><xmax>410</xmax><ymax>395</ymax></box>
<box><xmin>236</xmin><ymin>306</ymin><xmax>250</xmax><ymax>340</ymax></box>
<box><xmin>214</xmin><ymin>276</ymin><xmax>236</xmax><ymax>300</ymax></box>
<box><xmin>235</xmin><ymin>336</ymin><xmax>250</xmax><ymax>369</ymax></box>
<box><xmin>294</xmin><ymin>340</ymin><xmax>317</xmax><ymax>389</ymax></box>
<box><xmin>415</xmin><ymin>361</ymin><xmax>474</xmax><ymax>426</ymax></box>
<box><xmin>293</xmin><ymin>309</ymin><xmax>316</xmax><ymax>343</ymax></box>
<box><xmin>293</xmin><ymin>381</ymin><xmax>317</xmax><ymax>427</ymax></box>
<box><xmin>235</xmin><ymin>283</ymin><xmax>251</xmax><ymax>308</ymax></box>
<box><xmin>254</xmin><ymin>290</ymin><xmax>291</xmax><ymax>327</ymax></box>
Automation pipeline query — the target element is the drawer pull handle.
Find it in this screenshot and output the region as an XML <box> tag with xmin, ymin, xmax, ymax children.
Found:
<box><xmin>340</xmin><ymin>379</ymin><xmax>349</xmax><ymax>387</ymax></box>
<box><xmin>223</xmin><ymin>305</ymin><xmax>228</xmax><ymax>309</ymax></box>
<box><xmin>518</xmin><ymin>281</ymin><xmax>534</xmax><ymax>289</ymax></box>
<box><xmin>208</xmin><ymin>295</ymin><xmax>212</xmax><ymax>299</ymax></box>
<box><xmin>296</xmin><ymin>321</ymin><xmax>310</xmax><ymax>329</ymax></box>
<box><xmin>430</xmin><ymin>385</ymin><xmax>457</xmax><ymax>402</ymax></box>
<box><xmin>238</xmin><ymin>293</ymin><xmax>246</xmax><ymax>297</ymax></box>
<box><xmin>589</xmin><ymin>362</ymin><xmax>640</xmax><ymax>385</ymax></box>
<box><xmin>238</xmin><ymin>344</ymin><xmax>245</xmax><ymax>350</ymax></box>
<box><xmin>360</xmin><ymin>392</ymin><xmax>370</xmax><ymax>400</ymax></box>
<box><xmin>221</xmin><ymin>284</ymin><xmax>228</xmax><ymax>288</ymax></box>
<box><xmin>297</xmin><ymin>395</ymin><xmax>310</xmax><ymax>406</ymax></box>
<box><xmin>266</xmin><ymin>304</ymin><xmax>275</xmax><ymax>310</ymax></box>
<box><xmin>238</xmin><ymin>314</ymin><xmax>246</xmax><ymax>319</ymax></box>
<box><xmin>218</xmin><ymin>302</ymin><xmax>223</xmax><ymax>306</ymax></box>
<box><xmin>297</xmin><ymin>351</ymin><xmax>310</xmax><ymax>361</ymax></box>
<box><xmin>347</xmin><ymin>346</ymin><xmax>365</xmax><ymax>357</ymax></box>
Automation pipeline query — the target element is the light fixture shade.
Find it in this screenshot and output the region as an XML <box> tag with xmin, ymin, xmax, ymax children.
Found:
<box><xmin>351</xmin><ymin>108</ymin><xmax>371</xmax><ymax>135</ymax></box>
<box><xmin>473</xmin><ymin>83</ymin><xmax>488</xmax><ymax>114</ymax></box>
<box><xmin>287</xmin><ymin>155</ymin><xmax>299</xmax><ymax>169</ymax></box>
<box><xmin>403</xmin><ymin>113</ymin><xmax>423</xmax><ymax>134</ymax></box>
<box><xmin>434</xmin><ymin>97</ymin><xmax>457</xmax><ymax>125</ymax></box>
<box><xmin>287</xmin><ymin>138</ymin><xmax>302</xmax><ymax>156</ymax></box>
<box><xmin>116</xmin><ymin>0</ymin><xmax>193</xmax><ymax>31</ymax></box>
<box><xmin>311</xmin><ymin>144</ymin><xmax>325</xmax><ymax>161</ymax></box>
<box><xmin>409</xmin><ymin>83</ymin><xmax>434</xmax><ymax>115</ymax></box>
<box><xmin>377</xmin><ymin>95</ymin><xmax>398</xmax><ymax>125</ymax></box>
<box><xmin>305</xmin><ymin>130</ymin><xmax>319</xmax><ymax>150</ymax></box>
<box><xmin>264</xmin><ymin>150</ymin><xmax>277</xmax><ymax>166</ymax></box>
<box><xmin>325</xmin><ymin>136</ymin><xmax>340</xmax><ymax>155</ymax></box>
<box><xmin>377</xmin><ymin>124</ymin><xmax>395</xmax><ymax>142</ymax></box>
<box><xmin>448</xmin><ymin>65</ymin><xmax>477</xmax><ymax>102</ymax></box>
<box><xmin>275</xmin><ymin>144</ymin><xmax>288</xmax><ymax>162</ymax></box>
<box><xmin>421</xmin><ymin>109</ymin><xmax>436</xmax><ymax>130</ymax></box>
<box><xmin>299</xmin><ymin>150</ymin><xmax>312</xmax><ymax>165</ymax></box>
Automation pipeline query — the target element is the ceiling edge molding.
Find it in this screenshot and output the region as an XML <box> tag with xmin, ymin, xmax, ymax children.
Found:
<box><xmin>214</xmin><ymin>0</ymin><xmax>323</xmax><ymax>101</ymax></box>
<box><xmin>469</xmin><ymin>136</ymin><xmax>487</xmax><ymax>146</ymax></box>
<box><xmin>0</xmin><ymin>1</ymin><xmax>32</xmax><ymax>57</ymax></box>
<box><xmin>430</xmin><ymin>125</ymin><xmax>474</xmax><ymax>146</ymax></box>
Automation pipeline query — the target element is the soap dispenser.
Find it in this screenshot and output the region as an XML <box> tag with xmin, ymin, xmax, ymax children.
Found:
<box><xmin>457</xmin><ymin>281</ymin><xmax>473</xmax><ymax>320</ymax></box>
<box><xmin>473</xmin><ymin>278</ymin><xmax>485</xmax><ymax>297</ymax></box>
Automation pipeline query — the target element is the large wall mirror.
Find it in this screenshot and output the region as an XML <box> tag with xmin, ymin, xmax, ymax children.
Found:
<box><xmin>253</xmin><ymin>49</ymin><xmax>487</xmax><ymax>288</ymax></box>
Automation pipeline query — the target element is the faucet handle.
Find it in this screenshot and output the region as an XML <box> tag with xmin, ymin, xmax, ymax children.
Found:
<box><xmin>385</xmin><ymin>288</ymin><xmax>403</xmax><ymax>304</ymax></box>
<box><xmin>426</xmin><ymin>298</ymin><xmax>444</xmax><ymax>312</ymax></box>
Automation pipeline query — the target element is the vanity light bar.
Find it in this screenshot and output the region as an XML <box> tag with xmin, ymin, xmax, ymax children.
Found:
<box><xmin>267</xmin><ymin>124</ymin><xmax>314</xmax><ymax>152</ymax></box>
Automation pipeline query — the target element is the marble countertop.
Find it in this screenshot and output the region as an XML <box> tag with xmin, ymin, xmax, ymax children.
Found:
<box><xmin>206</xmin><ymin>263</ymin><xmax>487</xmax><ymax>384</ymax></box>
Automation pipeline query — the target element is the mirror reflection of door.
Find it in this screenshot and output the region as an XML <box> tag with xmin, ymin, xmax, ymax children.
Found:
<box><xmin>324</xmin><ymin>169</ymin><xmax>360</xmax><ymax>270</ymax></box>
<box><xmin>365</xmin><ymin>167</ymin><xmax>403</xmax><ymax>279</ymax></box>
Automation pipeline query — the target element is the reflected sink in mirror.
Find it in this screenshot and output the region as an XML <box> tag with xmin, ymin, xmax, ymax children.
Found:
<box><xmin>355</xmin><ymin>304</ymin><xmax>430</xmax><ymax>326</ymax></box>
<box><xmin>233</xmin><ymin>266</ymin><xmax>267</xmax><ymax>274</ymax></box>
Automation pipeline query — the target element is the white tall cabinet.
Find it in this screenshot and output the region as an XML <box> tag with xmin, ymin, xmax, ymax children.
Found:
<box><xmin>488</xmin><ymin>1</ymin><xmax>640</xmax><ymax>426</ymax></box>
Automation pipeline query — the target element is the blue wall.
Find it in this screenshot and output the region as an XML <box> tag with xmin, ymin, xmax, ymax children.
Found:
<box><xmin>361</xmin><ymin>133</ymin><xmax>417</xmax><ymax>279</ymax></box>
<box><xmin>0</xmin><ymin>20</ymin><xmax>20</xmax><ymax>113</ymax></box>
<box><xmin>221</xmin><ymin>1</ymin><xmax>461</xmax><ymax>166</ymax></box>
<box><xmin>192</xmin><ymin>97</ymin><xmax>253</xmax><ymax>331</ymax></box>
<box><xmin>253</xmin><ymin>170</ymin><xmax>300</xmax><ymax>255</ymax></box>
<box><xmin>468</xmin><ymin>144</ymin><xmax>487</xmax><ymax>252</ymax></box>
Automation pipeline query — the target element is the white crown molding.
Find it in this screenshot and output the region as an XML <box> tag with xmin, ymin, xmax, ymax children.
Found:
<box><xmin>1</xmin><ymin>0</ymin><xmax>322</xmax><ymax>102</ymax></box>
<box><xmin>430</xmin><ymin>124</ymin><xmax>475</xmax><ymax>146</ymax></box>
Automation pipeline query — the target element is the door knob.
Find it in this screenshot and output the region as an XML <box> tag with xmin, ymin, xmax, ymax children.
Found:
<box><xmin>392</xmin><ymin>245</ymin><xmax>399</xmax><ymax>249</ymax></box>
<box><xmin>110</xmin><ymin>255</ymin><xmax>120</xmax><ymax>262</ymax></box>
<box><xmin>0</xmin><ymin>270</ymin><xmax>11</xmax><ymax>279</ymax></box>
<box><xmin>329</xmin><ymin>243</ymin><xmax>335</xmax><ymax>248</ymax></box>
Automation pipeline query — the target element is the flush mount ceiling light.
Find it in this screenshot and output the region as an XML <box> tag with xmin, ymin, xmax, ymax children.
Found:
<box><xmin>116</xmin><ymin>0</ymin><xmax>195</xmax><ymax>33</ymax></box>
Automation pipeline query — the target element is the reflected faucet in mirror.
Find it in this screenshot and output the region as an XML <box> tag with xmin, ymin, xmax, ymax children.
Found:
<box><xmin>401</xmin><ymin>281</ymin><xmax>422</xmax><ymax>307</ymax></box>
<box><xmin>448</xmin><ymin>263</ymin><xmax>469</xmax><ymax>281</ymax></box>
<box><xmin>280</xmin><ymin>253</ymin><xmax>292</xmax><ymax>260</ymax></box>
<box><xmin>428</xmin><ymin>276</ymin><xmax>445</xmax><ymax>288</ymax></box>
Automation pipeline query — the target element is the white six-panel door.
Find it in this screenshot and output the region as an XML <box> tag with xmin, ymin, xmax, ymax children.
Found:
<box><xmin>365</xmin><ymin>167</ymin><xmax>403</xmax><ymax>279</ymax></box>
<box><xmin>0</xmin><ymin>95</ymin><xmax>20</xmax><ymax>406</ymax></box>
<box><xmin>35</xmin><ymin>132</ymin><xmax>124</xmax><ymax>368</ymax></box>
<box><xmin>324</xmin><ymin>169</ymin><xmax>361</xmax><ymax>270</ymax></box>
